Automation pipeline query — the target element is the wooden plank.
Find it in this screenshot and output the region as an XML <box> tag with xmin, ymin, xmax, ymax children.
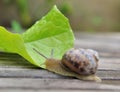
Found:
<box><xmin>0</xmin><ymin>78</ymin><xmax>120</xmax><ymax>91</ymax></box>
<box><xmin>0</xmin><ymin>54</ymin><xmax>120</xmax><ymax>70</ymax></box>
<box><xmin>0</xmin><ymin>52</ymin><xmax>120</xmax><ymax>70</ymax></box>
<box><xmin>103</xmin><ymin>80</ymin><xmax>120</xmax><ymax>85</ymax></box>
<box><xmin>75</xmin><ymin>39</ymin><xmax>120</xmax><ymax>54</ymax></box>
<box><xmin>0</xmin><ymin>66</ymin><xmax>119</xmax><ymax>79</ymax></box>
<box><xmin>0</xmin><ymin>64</ymin><xmax>119</xmax><ymax>86</ymax></box>
<box><xmin>0</xmin><ymin>89</ymin><xmax>115</xmax><ymax>92</ymax></box>
<box><xmin>0</xmin><ymin>52</ymin><xmax>35</xmax><ymax>68</ymax></box>
<box><xmin>74</xmin><ymin>32</ymin><xmax>120</xmax><ymax>54</ymax></box>
<box><xmin>99</xmin><ymin>58</ymin><xmax>120</xmax><ymax>70</ymax></box>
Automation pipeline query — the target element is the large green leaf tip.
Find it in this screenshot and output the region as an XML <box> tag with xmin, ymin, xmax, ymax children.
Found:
<box><xmin>0</xmin><ymin>26</ymin><xmax>34</xmax><ymax>65</ymax></box>
<box><xmin>22</xmin><ymin>5</ymin><xmax>74</xmax><ymax>68</ymax></box>
<box><xmin>0</xmin><ymin>5</ymin><xmax>74</xmax><ymax>68</ymax></box>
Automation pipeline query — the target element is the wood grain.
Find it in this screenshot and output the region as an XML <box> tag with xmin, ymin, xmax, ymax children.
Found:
<box><xmin>0</xmin><ymin>78</ymin><xmax>120</xmax><ymax>91</ymax></box>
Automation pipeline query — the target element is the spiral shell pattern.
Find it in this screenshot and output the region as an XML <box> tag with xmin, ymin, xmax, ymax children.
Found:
<box><xmin>61</xmin><ymin>48</ymin><xmax>99</xmax><ymax>75</ymax></box>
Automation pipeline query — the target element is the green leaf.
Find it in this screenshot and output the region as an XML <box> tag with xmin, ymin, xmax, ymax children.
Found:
<box><xmin>22</xmin><ymin>5</ymin><xmax>74</xmax><ymax>68</ymax></box>
<box><xmin>0</xmin><ymin>5</ymin><xmax>74</xmax><ymax>69</ymax></box>
<box><xmin>0</xmin><ymin>26</ymin><xmax>23</xmax><ymax>53</ymax></box>
<box><xmin>0</xmin><ymin>26</ymin><xmax>36</xmax><ymax>66</ymax></box>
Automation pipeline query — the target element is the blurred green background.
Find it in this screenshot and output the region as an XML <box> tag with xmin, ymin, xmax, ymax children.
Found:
<box><xmin>1</xmin><ymin>0</ymin><xmax>120</xmax><ymax>32</ymax></box>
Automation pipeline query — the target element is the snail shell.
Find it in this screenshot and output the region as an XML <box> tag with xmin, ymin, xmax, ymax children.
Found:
<box><xmin>61</xmin><ymin>48</ymin><xmax>99</xmax><ymax>75</ymax></box>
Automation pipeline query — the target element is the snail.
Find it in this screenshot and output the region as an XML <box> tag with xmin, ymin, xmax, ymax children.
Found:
<box><xmin>33</xmin><ymin>48</ymin><xmax>99</xmax><ymax>75</ymax></box>
<box><xmin>61</xmin><ymin>48</ymin><xmax>99</xmax><ymax>75</ymax></box>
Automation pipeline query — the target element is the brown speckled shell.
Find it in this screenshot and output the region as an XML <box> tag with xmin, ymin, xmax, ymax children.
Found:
<box><xmin>61</xmin><ymin>48</ymin><xmax>99</xmax><ymax>75</ymax></box>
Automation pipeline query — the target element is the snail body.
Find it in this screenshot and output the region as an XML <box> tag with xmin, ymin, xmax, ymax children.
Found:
<box><xmin>33</xmin><ymin>48</ymin><xmax>99</xmax><ymax>75</ymax></box>
<box><xmin>61</xmin><ymin>48</ymin><xmax>99</xmax><ymax>75</ymax></box>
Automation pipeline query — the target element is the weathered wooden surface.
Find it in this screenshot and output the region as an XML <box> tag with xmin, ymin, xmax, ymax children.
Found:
<box><xmin>0</xmin><ymin>32</ymin><xmax>120</xmax><ymax>92</ymax></box>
